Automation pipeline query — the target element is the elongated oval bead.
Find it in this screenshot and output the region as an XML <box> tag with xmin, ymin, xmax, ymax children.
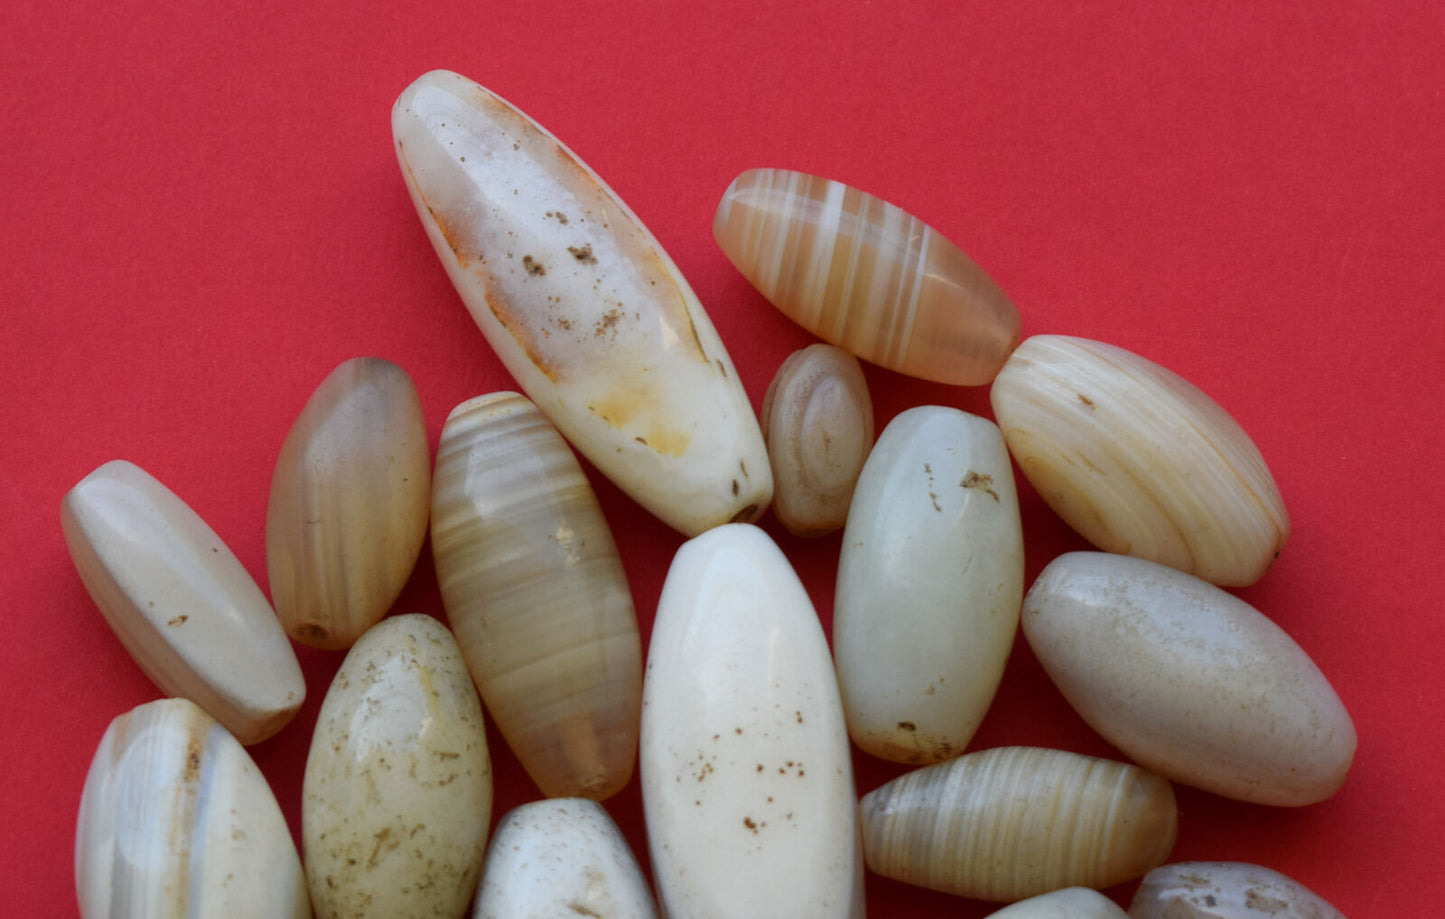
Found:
<box><xmin>75</xmin><ymin>698</ymin><xmax>310</xmax><ymax>919</ymax></box>
<box><xmin>266</xmin><ymin>357</ymin><xmax>431</xmax><ymax>649</ymax></box>
<box><xmin>393</xmin><ymin>70</ymin><xmax>770</xmax><ymax>536</ymax></box>
<box><xmin>987</xmin><ymin>887</ymin><xmax>1130</xmax><ymax>919</ymax></box>
<box><xmin>713</xmin><ymin>167</ymin><xmax>1022</xmax><ymax>385</ymax></box>
<box><xmin>1022</xmin><ymin>552</ymin><xmax>1355</xmax><ymax>806</ymax></box>
<box><xmin>990</xmin><ymin>335</ymin><xmax>1289</xmax><ymax>586</ymax></box>
<box><xmin>431</xmin><ymin>392</ymin><xmax>642</xmax><ymax>800</ymax></box>
<box><xmin>760</xmin><ymin>343</ymin><xmax>874</xmax><ymax>536</ymax></box>
<box><xmin>859</xmin><ymin>746</ymin><xmax>1177</xmax><ymax>902</ymax></box>
<box><xmin>1129</xmin><ymin>862</ymin><xmax>1347</xmax><ymax>918</ymax></box>
<box><xmin>472</xmin><ymin>799</ymin><xmax>659</xmax><ymax>919</ymax></box>
<box><xmin>61</xmin><ymin>460</ymin><xmax>304</xmax><ymax>744</ymax></box>
<box><xmin>302</xmin><ymin>614</ymin><xmax>492</xmax><ymax>919</ymax></box>
<box><xmin>641</xmin><ymin>524</ymin><xmax>862</xmax><ymax>919</ymax></box>
<box><xmin>834</xmin><ymin>406</ymin><xmax>1022</xmax><ymax>764</ymax></box>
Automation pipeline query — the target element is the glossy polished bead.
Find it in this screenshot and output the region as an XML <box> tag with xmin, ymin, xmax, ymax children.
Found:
<box><xmin>990</xmin><ymin>335</ymin><xmax>1289</xmax><ymax>586</ymax></box>
<box><xmin>431</xmin><ymin>392</ymin><xmax>642</xmax><ymax>800</ymax></box>
<box><xmin>472</xmin><ymin>799</ymin><xmax>658</xmax><ymax>919</ymax></box>
<box><xmin>714</xmin><ymin>167</ymin><xmax>1021</xmax><ymax>385</ymax></box>
<box><xmin>394</xmin><ymin>70</ymin><xmax>770</xmax><ymax>536</ymax></box>
<box><xmin>1129</xmin><ymin>862</ymin><xmax>1346</xmax><ymax>918</ymax></box>
<box><xmin>266</xmin><ymin>357</ymin><xmax>430</xmax><ymax>650</ymax></box>
<box><xmin>1023</xmin><ymin>553</ymin><xmax>1355</xmax><ymax>806</ymax></box>
<box><xmin>834</xmin><ymin>407</ymin><xmax>1022</xmax><ymax>764</ymax></box>
<box><xmin>987</xmin><ymin>887</ymin><xmax>1130</xmax><ymax>919</ymax></box>
<box><xmin>641</xmin><ymin>524</ymin><xmax>862</xmax><ymax>919</ymax></box>
<box><xmin>302</xmin><ymin>614</ymin><xmax>492</xmax><ymax>919</ymax></box>
<box><xmin>760</xmin><ymin>343</ymin><xmax>874</xmax><ymax>536</ymax></box>
<box><xmin>75</xmin><ymin>698</ymin><xmax>310</xmax><ymax>919</ymax></box>
<box><xmin>859</xmin><ymin>746</ymin><xmax>1177</xmax><ymax>902</ymax></box>
<box><xmin>61</xmin><ymin>460</ymin><xmax>304</xmax><ymax>744</ymax></box>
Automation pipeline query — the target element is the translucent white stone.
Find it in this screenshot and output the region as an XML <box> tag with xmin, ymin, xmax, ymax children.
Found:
<box><xmin>394</xmin><ymin>70</ymin><xmax>770</xmax><ymax>536</ymax></box>
<box><xmin>641</xmin><ymin>524</ymin><xmax>862</xmax><ymax>919</ymax></box>
<box><xmin>834</xmin><ymin>407</ymin><xmax>1022</xmax><ymax>763</ymax></box>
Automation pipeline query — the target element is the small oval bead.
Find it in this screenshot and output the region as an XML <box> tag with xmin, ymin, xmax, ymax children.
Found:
<box><xmin>760</xmin><ymin>343</ymin><xmax>874</xmax><ymax>536</ymax></box>
<box><xmin>987</xmin><ymin>887</ymin><xmax>1131</xmax><ymax>919</ymax></box>
<box><xmin>431</xmin><ymin>392</ymin><xmax>642</xmax><ymax>800</ymax></box>
<box><xmin>834</xmin><ymin>406</ymin><xmax>1022</xmax><ymax>763</ymax></box>
<box><xmin>990</xmin><ymin>334</ymin><xmax>1288</xmax><ymax>586</ymax></box>
<box><xmin>394</xmin><ymin>70</ymin><xmax>770</xmax><ymax>535</ymax></box>
<box><xmin>472</xmin><ymin>799</ymin><xmax>659</xmax><ymax>919</ymax></box>
<box><xmin>302</xmin><ymin>614</ymin><xmax>492</xmax><ymax>919</ymax></box>
<box><xmin>75</xmin><ymin>698</ymin><xmax>310</xmax><ymax>919</ymax></box>
<box><xmin>266</xmin><ymin>357</ymin><xmax>430</xmax><ymax>649</ymax></box>
<box><xmin>1128</xmin><ymin>862</ymin><xmax>1347</xmax><ymax>919</ymax></box>
<box><xmin>641</xmin><ymin>524</ymin><xmax>862</xmax><ymax>919</ymax></box>
<box><xmin>61</xmin><ymin>460</ymin><xmax>304</xmax><ymax>744</ymax></box>
<box><xmin>859</xmin><ymin>746</ymin><xmax>1177</xmax><ymax>903</ymax></box>
<box><xmin>714</xmin><ymin>167</ymin><xmax>1022</xmax><ymax>385</ymax></box>
<box><xmin>1023</xmin><ymin>552</ymin><xmax>1356</xmax><ymax>806</ymax></box>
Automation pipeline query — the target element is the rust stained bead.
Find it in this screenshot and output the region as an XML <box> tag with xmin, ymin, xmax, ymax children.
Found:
<box><xmin>714</xmin><ymin>168</ymin><xmax>1022</xmax><ymax>386</ymax></box>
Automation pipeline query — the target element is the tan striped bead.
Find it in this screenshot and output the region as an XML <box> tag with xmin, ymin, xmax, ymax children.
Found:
<box><xmin>859</xmin><ymin>746</ymin><xmax>1177</xmax><ymax>903</ymax></box>
<box><xmin>713</xmin><ymin>168</ymin><xmax>1021</xmax><ymax>385</ymax></box>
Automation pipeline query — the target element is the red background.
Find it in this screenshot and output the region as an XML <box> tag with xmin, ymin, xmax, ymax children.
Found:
<box><xmin>3</xmin><ymin>2</ymin><xmax>1440</xmax><ymax>914</ymax></box>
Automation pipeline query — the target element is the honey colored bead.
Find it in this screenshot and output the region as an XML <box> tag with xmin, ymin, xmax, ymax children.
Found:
<box><xmin>859</xmin><ymin>746</ymin><xmax>1177</xmax><ymax>902</ymax></box>
<box><xmin>393</xmin><ymin>70</ymin><xmax>770</xmax><ymax>536</ymax></box>
<box><xmin>266</xmin><ymin>357</ymin><xmax>430</xmax><ymax>650</ymax></box>
<box><xmin>432</xmin><ymin>392</ymin><xmax>642</xmax><ymax>800</ymax></box>
<box><xmin>714</xmin><ymin>168</ymin><xmax>1021</xmax><ymax>385</ymax></box>
<box><xmin>760</xmin><ymin>343</ymin><xmax>873</xmax><ymax>536</ymax></box>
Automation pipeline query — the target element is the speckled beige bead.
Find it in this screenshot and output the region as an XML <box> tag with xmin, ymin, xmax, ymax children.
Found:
<box><xmin>302</xmin><ymin>614</ymin><xmax>492</xmax><ymax>919</ymax></box>
<box><xmin>1128</xmin><ymin>862</ymin><xmax>1347</xmax><ymax>918</ymax></box>
<box><xmin>1023</xmin><ymin>553</ymin><xmax>1355</xmax><ymax>806</ymax></box>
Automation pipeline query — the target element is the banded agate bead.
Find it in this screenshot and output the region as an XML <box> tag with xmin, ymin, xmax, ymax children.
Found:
<box><xmin>714</xmin><ymin>168</ymin><xmax>1021</xmax><ymax>385</ymax></box>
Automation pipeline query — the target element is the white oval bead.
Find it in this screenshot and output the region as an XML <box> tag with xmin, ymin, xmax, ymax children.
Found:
<box><xmin>1128</xmin><ymin>862</ymin><xmax>1347</xmax><ymax>918</ymax></box>
<box><xmin>75</xmin><ymin>698</ymin><xmax>309</xmax><ymax>919</ymax></box>
<box><xmin>990</xmin><ymin>335</ymin><xmax>1289</xmax><ymax>586</ymax></box>
<box><xmin>472</xmin><ymin>799</ymin><xmax>658</xmax><ymax>919</ymax></box>
<box><xmin>393</xmin><ymin>70</ymin><xmax>770</xmax><ymax>536</ymax></box>
<box><xmin>61</xmin><ymin>460</ymin><xmax>304</xmax><ymax>744</ymax></box>
<box><xmin>1023</xmin><ymin>552</ymin><xmax>1355</xmax><ymax>806</ymax></box>
<box><xmin>302</xmin><ymin>614</ymin><xmax>492</xmax><ymax>919</ymax></box>
<box><xmin>641</xmin><ymin>524</ymin><xmax>862</xmax><ymax>919</ymax></box>
<box><xmin>987</xmin><ymin>887</ymin><xmax>1130</xmax><ymax>918</ymax></box>
<box><xmin>834</xmin><ymin>406</ymin><xmax>1022</xmax><ymax>763</ymax></box>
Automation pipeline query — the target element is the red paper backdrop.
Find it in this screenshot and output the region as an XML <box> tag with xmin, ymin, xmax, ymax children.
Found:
<box><xmin>3</xmin><ymin>1</ymin><xmax>1440</xmax><ymax>915</ymax></box>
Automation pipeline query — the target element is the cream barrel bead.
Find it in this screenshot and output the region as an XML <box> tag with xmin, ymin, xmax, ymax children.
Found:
<box><xmin>266</xmin><ymin>357</ymin><xmax>430</xmax><ymax>649</ymax></box>
<box><xmin>760</xmin><ymin>343</ymin><xmax>874</xmax><ymax>536</ymax></box>
<box><xmin>713</xmin><ymin>167</ymin><xmax>1022</xmax><ymax>386</ymax></box>
<box><xmin>859</xmin><ymin>746</ymin><xmax>1177</xmax><ymax>902</ymax></box>
<box><xmin>990</xmin><ymin>335</ymin><xmax>1288</xmax><ymax>586</ymax></box>
<box><xmin>302</xmin><ymin>614</ymin><xmax>492</xmax><ymax>919</ymax></box>
<box><xmin>431</xmin><ymin>392</ymin><xmax>642</xmax><ymax>800</ymax></box>
<box><xmin>1022</xmin><ymin>552</ymin><xmax>1355</xmax><ymax>806</ymax></box>
<box><xmin>1129</xmin><ymin>862</ymin><xmax>1347</xmax><ymax>918</ymax></box>
<box><xmin>75</xmin><ymin>698</ymin><xmax>310</xmax><ymax>919</ymax></box>
<box><xmin>987</xmin><ymin>888</ymin><xmax>1130</xmax><ymax>919</ymax></box>
<box><xmin>393</xmin><ymin>70</ymin><xmax>770</xmax><ymax>536</ymax></box>
<box><xmin>834</xmin><ymin>406</ymin><xmax>1023</xmax><ymax>764</ymax></box>
<box><xmin>61</xmin><ymin>460</ymin><xmax>304</xmax><ymax>744</ymax></box>
<box><xmin>472</xmin><ymin>799</ymin><xmax>658</xmax><ymax>919</ymax></box>
<box><xmin>641</xmin><ymin>524</ymin><xmax>862</xmax><ymax>919</ymax></box>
